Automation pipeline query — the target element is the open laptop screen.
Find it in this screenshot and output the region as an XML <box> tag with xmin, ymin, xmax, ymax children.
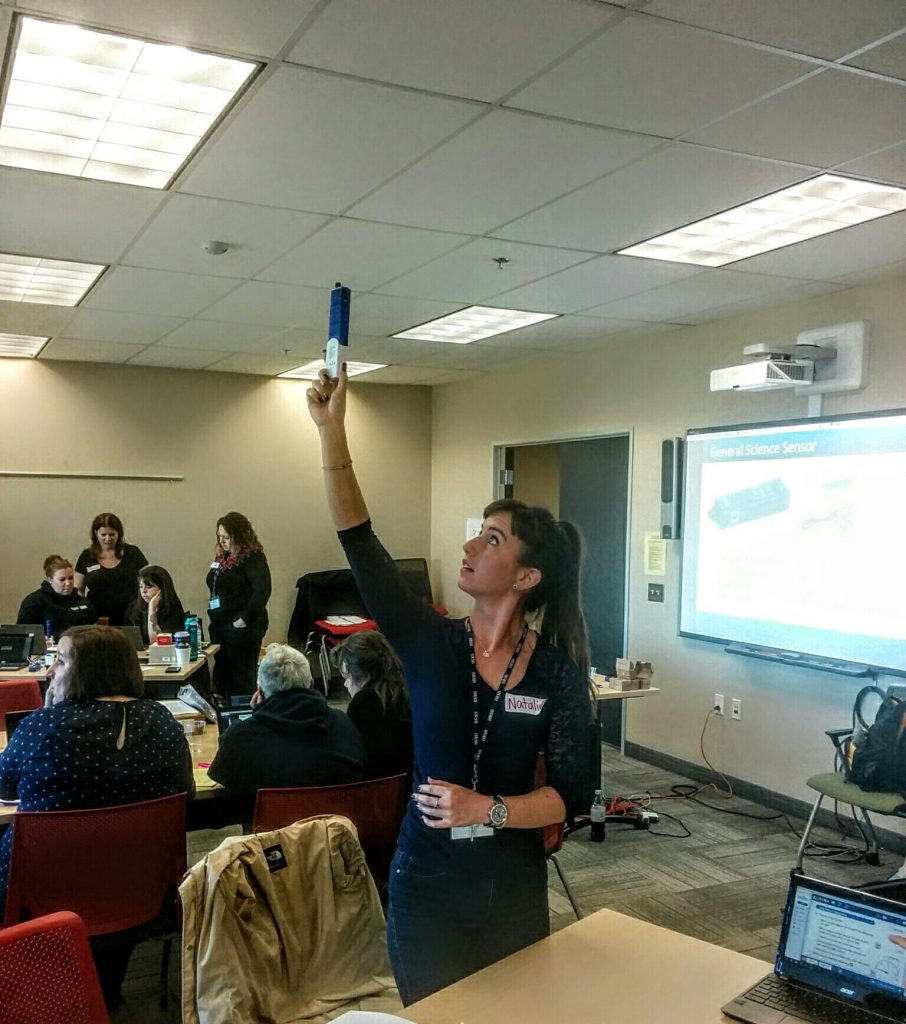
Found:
<box><xmin>779</xmin><ymin>875</ymin><xmax>906</xmax><ymax>1010</ymax></box>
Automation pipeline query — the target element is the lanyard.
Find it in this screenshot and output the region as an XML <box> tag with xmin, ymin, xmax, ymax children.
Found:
<box><xmin>464</xmin><ymin>618</ymin><xmax>528</xmax><ymax>792</ymax></box>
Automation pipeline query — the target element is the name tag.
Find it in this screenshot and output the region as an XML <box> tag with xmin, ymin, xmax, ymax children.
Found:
<box><xmin>74</xmin><ymin>604</ymin><xmax>88</xmax><ymax>611</ymax></box>
<box><xmin>209</xmin><ymin>561</ymin><xmax>220</xmax><ymax>570</ymax></box>
<box><xmin>505</xmin><ymin>693</ymin><xmax>546</xmax><ymax>716</ymax></box>
<box><xmin>208</xmin><ymin>597</ymin><xmax>221</xmax><ymax>610</ymax></box>
<box><xmin>451</xmin><ymin>825</ymin><xmax>494</xmax><ymax>841</ymax></box>
<box><xmin>86</xmin><ymin>564</ymin><xmax>100</xmax><ymax>573</ymax></box>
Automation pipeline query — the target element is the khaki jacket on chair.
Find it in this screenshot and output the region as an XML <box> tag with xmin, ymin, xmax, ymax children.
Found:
<box><xmin>180</xmin><ymin>814</ymin><xmax>392</xmax><ymax>1024</ymax></box>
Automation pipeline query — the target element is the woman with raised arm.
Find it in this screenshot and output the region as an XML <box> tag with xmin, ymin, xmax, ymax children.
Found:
<box><xmin>307</xmin><ymin>368</ymin><xmax>593</xmax><ymax>1005</ymax></box>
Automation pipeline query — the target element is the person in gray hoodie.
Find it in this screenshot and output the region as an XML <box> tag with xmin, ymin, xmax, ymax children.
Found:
<box><xmin>209</xmin><ymin>643</ymin><xmax>364</xmax><ymax>794</ymax></box>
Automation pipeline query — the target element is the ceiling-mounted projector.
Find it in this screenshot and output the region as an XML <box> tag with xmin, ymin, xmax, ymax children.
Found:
<box><xmin>709</xmin><ymin>322</ymin><xmax>869</xmax><ymax>395</ymax></box>
<box><xmin>710</xmin><ymin>355</ymin><xmax>814</xmax><ymax>392</ymax></box>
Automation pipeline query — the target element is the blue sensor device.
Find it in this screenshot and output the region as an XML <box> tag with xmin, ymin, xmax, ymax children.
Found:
<box><xmin>326</xmin><ymin>282</ymin><xmax>351</xmax><ymax>378</ymax></box>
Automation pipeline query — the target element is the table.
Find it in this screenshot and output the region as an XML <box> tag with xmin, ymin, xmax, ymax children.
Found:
<box><xmin>591</xmin><ymin>675</ymin><xmax>659</xmax><ymax>756</ymax></box>
<box><xmin>0</xmin><ymin>645</ymin><xmax>218</xmax><ymax>688</ymax></box>
<box><xmin>406</xmin><ymin>908</ymin><xmax>768</xmax><ymax>1024</ymax></box>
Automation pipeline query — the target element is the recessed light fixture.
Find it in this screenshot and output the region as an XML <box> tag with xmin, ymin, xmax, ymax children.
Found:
<box><xmin>278</xmin><ymin>360</ymin><xmax>387</xmax><ymax>380</ymax></box>
<box><xmin>392</xmin><ymin>305</ymin><xmax>559</xmax><ymax>344</ymax></box>
<box><xmin>0</xmin><ymin>333</ymin><xmax>50</xmax><ymax>357</ymax></box>
<box><xmin>0</xmin><ymin>16</ymin><xmax>258</xmax><ymax>188</ymax></box>
<box><xmin>617</xmin><ymin>174</ymin><xmax>906</xmax><ymax>268</ymax></box>
<box><xmin>0</xmin><ymin>253</ymin><xmax>105</xmax><ymax>304</ymax></box>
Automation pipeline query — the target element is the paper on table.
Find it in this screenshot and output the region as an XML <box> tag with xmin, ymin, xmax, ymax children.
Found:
<box><xmin>331</xmin><ymin>1013</ymin><xmax>415</xmax><ymax>1024</ymax></box>
<box><xmin>644</xmin><ymin>530</ymin><xmax>667</xmax><ymax>576</ymax></box>
<box><xmin>325</xmin><ymin>615</ymin><xmax>368</xmax><ymax>625</ymax></box>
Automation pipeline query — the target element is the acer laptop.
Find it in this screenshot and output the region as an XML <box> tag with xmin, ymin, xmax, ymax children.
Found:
<box><xmin>0</xmin><ymin>624</ymin><xmax>45</xmax><ymax>657</ymax></box>
<box><xmin>0</xmin><ymin>632</ymin><xmax>33</xmax><ymax>670</ymax></box>
<box><xmin>723</xmin><ymin>872</ymin><xmax>906</xmax><ymax>1024</ymax></box>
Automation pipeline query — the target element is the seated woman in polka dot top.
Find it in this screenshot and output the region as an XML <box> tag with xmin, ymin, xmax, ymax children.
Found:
<box><xmin>0</xmin><ymin>625</ymin><xmax>192</xmax><ymax>1004</ymax></box>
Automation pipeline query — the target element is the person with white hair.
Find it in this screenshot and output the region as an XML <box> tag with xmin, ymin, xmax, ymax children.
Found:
<box><xmin>208</xmin><ymin>643</ymin><xmax>365</xmax><ymax>794</ymax></box>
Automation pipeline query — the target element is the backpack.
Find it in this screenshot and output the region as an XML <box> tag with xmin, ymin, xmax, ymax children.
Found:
<box><xmin>848</xmin><ymin>686</ymin><xmax>906</xmax><ymax>796</ymax></box>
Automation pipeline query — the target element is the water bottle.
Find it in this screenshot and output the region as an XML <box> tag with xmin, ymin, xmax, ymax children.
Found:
<box><xmin>185</xmin><ymin>613</ymin><xmax>199</xmax><ymax>661</ymax></box>
<box><xmin>44</xmin><ymin>617</ymin><xmax>54</xmax><ymax>644</ymax></box>
<box><xmin>590</xmin><ymin>789</ymin><xmax>606</xmax><ymax>843</ymax></box>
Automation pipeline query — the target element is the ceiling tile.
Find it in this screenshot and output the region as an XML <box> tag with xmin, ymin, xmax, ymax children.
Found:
<box><xmin>0</xmin><ymin>166</ymin><xmax>163</xmax><ymax>263</ymax></box>
<box><xmin>63</xmin><ymin>308</ymin><xmax>185</xmax><ymax>344</ymax></box>
<box><xmin>687</xmin><ymin>69</ymin><xmax>906</xmax><ymax>166</ymax></box>
<box><xmin>126</xmin><ymin>345</ymin><xmax>230</xmax><ymax>369</ymax></box>
<box><xmin>0</xmin><ymin>298</ymin><xmax>76</xmax><ymax>336</ymax></box>
<box><xmin>152</xmin><ymin>318</ymin><xmax>281</xmax><ymax>351</ymax></box>
<box><xmin>258</xmin><ymin>219</ymin><xmax>467</xmax><ymax>290</ymax></box>
<box><xmin>377</xmin><ymin>238</ymin><xmax>592</xmax><ymax>303</ymax></box>
<box><xmin>497</xmin><ymin>143</ymin><xmax>806</xmax><ymax>252</ymax></box>
<box><xmin>509</xmin><ymin>13</ymin><xmax>812</xmax><ymax>138</ymax></box>
<box><xmin>204</xmin><ymin>351</ymin><xmax>302</xmax><ymax>375</ymax></box>
<box><xmin>83</xmin><ymin>267</ymin><xmax>239</xmax><ymax>317</ymax></box>
<box><xmin>847</xmin><ymin>34</ymin><xmax>906</xmax><ymax>80</ymax></box>
<box><xmin>488</xmin><ymin>254</ymin><xmax>703</xmax><ymax>313</ymax></box>
<box><xmin>643</xmin><ymin>0</ymin><xmax>906</xmax><ymax>61</ymax></box>
<box><xmin>483</xmin><ymin>313</ymin><xmax>653</xmax><ymax>350</ymax></box>
<box><xmin>124</xmin><ymin>195</ymin><xmax>328</xmax><ymax>277</ymax></box>
<box><xmin>180</xmin><ymin>66</ymin><xmax>478</xmax><ymax>213</ymax></box>
<box><xmin>349</xmin><ymin>110</ymin><xmax>661</xmax><ymax>234</ymax></box>
<box><xmin>288</xmin><ymin>0</ymin><xmax>610</xmax><ymax>100</ymax></box>
<box><xmin>351</xmin><ymin>294</ymin><xmax>464</xmax><ymax>337</ymax></box>
<box><xmin>839</xmin><ymin>142</ymin><xmax>906</xmax><ymax>186</ymax></box>
<box><xmin>584</xmin><ymin>268</ymin><xmax>824</xmax><ymax>322</ymax></box>
<box><xmin>198</xmin><ymin>281</ymin><xmax>329</xmax><ymax>328</ymax></box>
<box><xmin>25</xmin><ymin>0</ymin><xmax>318</xmax><ymax>59</ymax></box>
<box><xmin>42</xmin><ymin>336</ymin><xmax>146</xmax><ymax>362</ymax></box>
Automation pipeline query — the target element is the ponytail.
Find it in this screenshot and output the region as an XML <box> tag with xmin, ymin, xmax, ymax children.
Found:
<box><xmin>483</xmin><ymin>499</ymin><xmax>591</xmax><ymax>681</ymax></box>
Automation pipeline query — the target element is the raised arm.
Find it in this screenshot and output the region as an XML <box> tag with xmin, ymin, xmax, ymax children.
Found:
<box><xmin>306</xmin><ymin>367</ymin><xmax>369</xmax><ymax>530</ymax></box>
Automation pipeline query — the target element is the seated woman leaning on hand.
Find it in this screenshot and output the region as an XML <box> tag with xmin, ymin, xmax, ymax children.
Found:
<box><xmin>0</xmin><ymin>624</ymin><xmax>193</xmax><ymax>1007</ymax></box>
<box><xmin>17</xmin><ymin>554</ymin><xmax>95</xmax><ymax>640</ymax></box>
<box><xmin>125</xmin><ymin>564</ymin><xmax>186</xmax><ymax>646</ymax></box>
<box><xmin>332</xmin><ymin>630</ymin><xmax>413</xmax><ymax>781</ymax></box>
<box><xmin>307</xmin><ymin>367</ymin><xmax>593</xmax><ymax>1005</ymax></box>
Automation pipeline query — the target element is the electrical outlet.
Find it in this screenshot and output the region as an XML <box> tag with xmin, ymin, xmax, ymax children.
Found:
<box><xmin>713</xmin><ymin>693</ymin><xmax>724</xmax><ymax>715</ymax></box>
<box><xmin>647</xmin><ymin>583</ymin><xmax>664</xmax><ymax>603</ymax></box>
<box><xmin>731</xmin><ymin>698</ymin><xmax>741</xmax><ymax>721</ymax></box>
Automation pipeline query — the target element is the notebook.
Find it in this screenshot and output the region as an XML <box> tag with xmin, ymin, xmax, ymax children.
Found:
<box><xmin>0</xmin><ymin>624</ymin><xmax>46</xmax><ymax>657</ymax></box>
<box><xmin>0</xmin><ymin>632</ymin><xmax>33</xmax><ymax>669</ymax></box>
<box><xmin>723</xmin><ymin>872</ymin><xmax>906</xmax><ymax>1024</ymax></box>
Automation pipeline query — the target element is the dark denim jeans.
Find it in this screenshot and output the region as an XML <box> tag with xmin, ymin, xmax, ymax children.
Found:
<box><xmin>386</xmin><ymin>843</ymin><xmax>549</xmax><ymax>1005</ymax></box>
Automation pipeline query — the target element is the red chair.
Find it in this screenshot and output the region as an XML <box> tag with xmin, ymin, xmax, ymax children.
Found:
<box><xmin>0</xmin><ymin>680</ymin><xmax>42</xmax><ymax>725</ymax></box>
<box><xmin>4</xmin><ymin>793</ymin><xmax>187</xmax><ymax>1009</ymax></box>
<box><xmin>253</xmin><ymin>774</ymin><xmax>406</xmax><ymax>892</ymax></box>
<box><xmin>0</xmin><ymin>910</ymin><xmax>108</xmax><ymax>1023</ymax></box>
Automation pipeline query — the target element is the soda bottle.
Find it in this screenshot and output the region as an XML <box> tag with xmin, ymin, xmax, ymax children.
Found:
<box><xmin>590</xmin><ymin>789</ymin><xmax>606</xmax><ymax>843</ymax></box>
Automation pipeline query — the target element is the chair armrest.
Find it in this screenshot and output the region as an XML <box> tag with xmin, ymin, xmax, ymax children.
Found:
<box><xmin>825</xmin><ymin>727</ymin><xmax>853</xmax><ymax>759</ymax></box>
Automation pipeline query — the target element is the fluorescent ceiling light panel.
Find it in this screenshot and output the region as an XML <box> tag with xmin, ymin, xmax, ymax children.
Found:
<box><xmin>0</xmin><ymin>333</ymin><xmax>50</xmax><ymax>357</ymax></box>
<box><xmin>278</xmin><ymin>360</ymin><xmax>387</xmax><ymax>380</ymax></box>
<box><xmin>617</xmin><ymin>175</ymin><xmax>906</xmax><ymax>268</ymax></box>
<box><xmin>0</xmin><ymin>253</ymin><xmax>105</xmax><ymax>304</ymax></box>
<box><xmin>0</xmin><ymin>16</ymin><xmax>258</xmax><ymax>187</ymax></box>
<box><xmin>392</xmin><ymin>305</ymin><xmax>559</xmax><ymax>344</ymax></box>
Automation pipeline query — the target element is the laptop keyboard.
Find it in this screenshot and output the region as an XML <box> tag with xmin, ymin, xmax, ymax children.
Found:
<box><xmin>744</xmin><ymin>977</ymin><xmax>891</xmax><ymax>1024</ymax></box>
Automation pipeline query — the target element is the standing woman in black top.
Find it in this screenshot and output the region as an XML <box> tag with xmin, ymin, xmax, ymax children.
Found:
<box><xmin>206</xmin><ymin>512</ymin><xmax>271</xmax><ymax>700</ymax></box>
<box><xmin>333</xmin><ymin>630</ymin><xmax>413</xmax><ymax>781</ymax></box>
<box><xmin>74</xmin><ymin>513</ymin><xmax>148</xmax><ymax>626</ymax></box>
<box><xmin>125</xmin><ymin>565</ymin><xmax>186</xmax><ymax>646</ymax></box>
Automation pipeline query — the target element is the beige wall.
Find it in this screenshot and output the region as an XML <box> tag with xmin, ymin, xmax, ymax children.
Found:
<box><xmin>0</xmin><ymin>360</ymin><xmax>433</xmax><ymax>643</ymax></box>
<box><xmin>430</xmin><ymin>274</ymin><xmax>906</xmax><ymax>814</ymax></box>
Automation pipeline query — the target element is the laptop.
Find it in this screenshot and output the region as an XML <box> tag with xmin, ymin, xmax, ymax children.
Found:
<box><xmin>114</xmin><ymin>625</ymin><xmax>146</xmax><ymax>651</ymax></box>
<box><xmin>0</xmin><ymin>624</ymin><xmax>46</xmax><ymax>657</ymax></box>
<box><xmin>723</xmin><ymin>872</ymin><xmax>906</xmax><ymax>1024</ymax></box>
<box><xmin>0</xmin><ymin>632</ymin><xmax>33</xmax><ymax>669</ymax></box>
<box><xmin>215</xmin><ymin>702</ymin><xmax>254</xmax><ymax>736</ymax></box>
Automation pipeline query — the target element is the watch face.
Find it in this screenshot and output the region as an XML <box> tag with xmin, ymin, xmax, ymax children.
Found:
<box><xmin>490</xmin><ymin>799</ymin><xmax>507</xmax><ymax>827</ymax></box>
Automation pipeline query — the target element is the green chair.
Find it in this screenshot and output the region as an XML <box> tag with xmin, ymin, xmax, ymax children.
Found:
<box><xmin>796</xmin><ymin>727</ymin><xmax>906</xmax><ymax>869</ymax></box>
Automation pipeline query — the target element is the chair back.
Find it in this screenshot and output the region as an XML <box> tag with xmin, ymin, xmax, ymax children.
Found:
<box><xmin>0</xmin><ymin>679</ymin><xmax>42</xmax><ymax>722</ymax></box>
<box><xmin>0</xmin><ymin>910</ymin><xmax>108</xmax><ymax>1023</ymax></box>
<box><xmin>253</xmin><ymin>774</ymin><xmax>406</xmax><ymax>889</ymax></box>
<box><xmin>533</xmin><ymin>750</ymin><xmax>565</xmax><ymax>855</ymax></box>
<box><xmin>4</xmin><ymin>793</ymin><xmax>187</xmax><ymax>934</ymax></box>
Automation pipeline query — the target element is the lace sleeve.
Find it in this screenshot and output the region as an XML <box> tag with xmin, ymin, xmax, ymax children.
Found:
<box><xmin>544</xmin><ymin>653</ymin><xmax>594</xmax><ymax>820</ymax></box>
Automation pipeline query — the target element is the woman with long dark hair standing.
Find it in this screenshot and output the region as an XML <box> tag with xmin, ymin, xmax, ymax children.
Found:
<box><xmin>74</xmin><ymin>513</ymin><xmax>147</xmax><ymax>626</ymax></box>
<box><xmin>206</xmin><ymin>512</ymin><xmax>271</xmax><ymax>700</ymax></box>
<box><xmin>307</xmin><ymin>368</ymin><xmax>592</xmax><ymax>1005</ymax></box>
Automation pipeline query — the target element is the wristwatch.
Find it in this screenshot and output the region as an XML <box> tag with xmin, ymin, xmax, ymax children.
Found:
<box><xmin>488</xmin><ymin>795</ymin><xmax>508</xmax><ymax>829</ymax></box>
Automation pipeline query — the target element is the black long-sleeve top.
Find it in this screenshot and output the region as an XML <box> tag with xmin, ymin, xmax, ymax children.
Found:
<box><xmin>339</xmin><ymin>521</ymin><xmax>592</xmax><ymax>865</ymax></box>
<box><xmin>205</xmin><ymin>549</ymin><xmax>271</xmax><ymax>639</ymax></box>
<box><xmin>75</xmin><ymin>543</ymin><xmax>148</xmax><ymax>626</ymax></box>
<box><xmin>17</xmin><ymin>582</ymin><xmax>95</xmax><ymax>640</ymax></box>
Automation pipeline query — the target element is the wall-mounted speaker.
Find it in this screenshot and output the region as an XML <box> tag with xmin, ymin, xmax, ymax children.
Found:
<box><xmin>661</xmin><ymin>437</ymin><xmax>684</xmax><ymax>540</ymax></box>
